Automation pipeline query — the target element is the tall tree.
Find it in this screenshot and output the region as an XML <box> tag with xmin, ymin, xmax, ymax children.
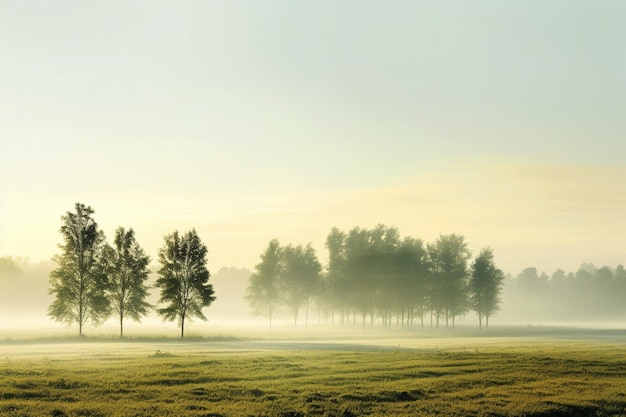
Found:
<box><xmin>48</xmin><ymin>203</ymin><xmax>110</xmax><ymax>336</ymax></box>
<box><xmin>102</xmin><ymin>227</ymin><xmax>151</xmax><ymax>337</ymax></box>
<box><xmin>280</xmin><ymin>243</ymin><xmax>321</xmax><ymax>327</ymax></box>
<box><xmin>343</xmin><ymin>227</ymin><xmax>378</xmax><ymax>327</ymax></box>
<box><xmin>427</xmin><ymin>233</ymin><xmax>471</xmax><ymax>328</ymax></box>
<box><xmin>469</xmin><ymin>248</ymin><xmax>504</xmax><ymax>329</ymax></box>
<box><xmin>325</xmin><ymin>228</ymin><xmax>347</xmax><ymax>323</ymax></box>
<box><xmin>391</xmin><ymin>237</ymin><xmax>428</xmax><ymax>329</ymax></box>
<box><xmin>156</xmin><ymin>229</ymin><xmax>215</xmax><ymax>338</ymax></box>
<box><xmin>246</xmin><ymin>239</ymin><xmax>283</xmax><ymax>328</ymax></box>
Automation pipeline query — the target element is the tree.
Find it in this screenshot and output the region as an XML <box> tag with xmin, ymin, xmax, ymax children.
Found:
<box><xmin>156</xmin><ymin>229</ymin><xmax>215</xmax><ymax>338</ymax></box>
<box><xmin>469</xmin><ymin>248</ymin><xmax>504</xmax><ymax>329</ymax></box>
<box><xmin>343</xmin><ymin>226</ymin><xmax>379</xmax><ymax>327</ymax></box>
<box><xmin>48</xmin><ymin>203</ymin><xmax>110</xmax><ymax>336</ymax></box>
<box><xmin>325</xmin><ymin>228</ymin><xmax>347</xmax><ymax>324</ymax></box>
<box><xmin>391</xmin><ymin>237</ymin><xmax>428</xmax><ymax>329</ymax></box>
<box><xmin>102</xmin><ymin>227</ymin><xmax>151</xmax><ymax>337</ymax></box>
<box><xmin>280</xmin><ymin>243</ymin><xmax>321</xmax><ymax>327</ymax></box>
<box><xmin>246</xmin><ymin>239</ymin><xmax>283</xmax><ymax>328</ymax></box>
<box><xmin>427</xmin><ymin>234</ymin><xmax>471</xmax><ymax>328</ymax></box>
<box><xmin>0</xmin><ymin>257</ymin><xmax>22</xmax><ymax>277</ymax></box>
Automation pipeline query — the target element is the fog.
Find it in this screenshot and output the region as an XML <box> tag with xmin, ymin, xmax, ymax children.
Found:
<box><xmin>1</xmin><ymin>255</ymin><xmax>624</xmax><ymax>343</ymax></box>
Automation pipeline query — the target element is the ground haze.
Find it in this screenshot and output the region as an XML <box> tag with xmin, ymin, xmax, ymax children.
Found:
<box><xmin>1</xmin><ymin>331</ymin><xmax>625</xmax><ymax>416</ymax></box>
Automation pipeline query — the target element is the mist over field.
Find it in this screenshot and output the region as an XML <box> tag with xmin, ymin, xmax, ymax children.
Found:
<box><xmin>1</xmin><ymin>1</ymin><xmax>625</xmax><ymax>414</ymax></box>
<box><xmin>1</xmin><ymin>254</ymin><xmax>624</xmax><ymax>341</ymax></box>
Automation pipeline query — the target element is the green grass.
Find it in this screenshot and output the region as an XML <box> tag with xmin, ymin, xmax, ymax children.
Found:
<box><xmin>0</xmin><ymin>338</ymin><xmax>625</xmax><ymax>416</ymax></box>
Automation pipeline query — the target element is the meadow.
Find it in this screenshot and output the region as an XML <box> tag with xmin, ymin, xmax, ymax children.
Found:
<box><xmin>0</xmin><ymin>334</ymin><xmax>625</xmax><ymax>417</ymax></box>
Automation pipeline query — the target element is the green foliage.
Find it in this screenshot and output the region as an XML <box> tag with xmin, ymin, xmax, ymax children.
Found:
<box><xmin>322</xmin><ymin>226</ymin><xmax>471</xmax><ymax>330</ymax></box>
<box><xmin>280</xmin><ymin>243</ymin><xmax>321</xmax><ymax>327</ymax></box>
<box><xmin>246</xmin><ymin>239</ymin><xmax>283</xmax><ymax>328</ymax></box>
<box><xmin>246</xmin><ymin>240</ymin><xmax>322</xmax><ymax>328</ymax></box>
<box><xmin>469</xmin><ymin>248</ymin><xmax>504</xmax><ymax>329</ymax></box>
<box><xmin>324</xmin><ymin>227</ymin><xmax>348</xmax><ymax>318</ymax></box>
<box><xmin>155</xmin><ymin>229</ymin><xmax>215</xmax><ymax>338</ymax></box>
<box><xmin>48</xmin><ymin>203</ymin><xmax>110</xmax><ymax>336</ymax></box>
<box><xmin>101</xmin><ymin>227</ymin><xmax>151</xmax><ymax>337</ymax></box>
<box><xmin>427</xmin><ymin>233</ymin><xmax>472</xmax><ymax>327</ymax></box>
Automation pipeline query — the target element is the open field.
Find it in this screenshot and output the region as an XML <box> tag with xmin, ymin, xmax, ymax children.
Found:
<box><xmin>0</xmin><ymin>335</ymin><xmax>625</xmax><ymax>417</ymax></box>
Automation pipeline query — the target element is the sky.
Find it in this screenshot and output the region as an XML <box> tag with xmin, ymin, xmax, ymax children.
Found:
<box><xmin>1</xmin><ymin>0</ymin><xmax>625</xmax><ymax>276</ymax></box>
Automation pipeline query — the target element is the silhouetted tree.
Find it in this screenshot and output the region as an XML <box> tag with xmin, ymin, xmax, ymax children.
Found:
<box><xmin>469</xmin><ymin>248</ymin><xmax>504</xmax><ymax>329</ymax></box>
<box><xmin>343</xmin><ymin>226</ymin><xmax>380</xmax><ymax>327</ymax></box>
<box><xmin>48</xmin><ymin>203</ymin><xmax>110</xmax><ymax>336</ymax></box>
<box><xmin>427</xmin><ymin>234</ymin><xmax>471</xmax><ymax>328</ymax></box>
<box><xmin>325</xmin><ymin>227</ymin><xmax>347</xmax><ymax>323</ymax></box>
<box><xmin>325</xmin><ymin>225</ymin><xmax>428</xmax><ymax>329</ymax></box>
<box><xmin>392</xmin><ymin>237</ymin><xmax>428</xmax><ymax>329</ymax></box>
<box><xmin>156</xmin><ymin>229</ymin><xmax>215</xmax><ymax>338</ymax></box>
<box><xmin>102</xmin><ymin>227</ymin><xmax>151</xmax><ymax>337</ymax></box>
<box><xmin>246</xmin><ymin>239</ymin><xmax>283</xmax><ymax>328</ymax></box>
<box><xmin>516</xmin><ymin>267</ymin><xmax>548</xmax><ymax>294</ymax></box>
<box><xmin>280</xmin><ymin>243</ymin><xmax>321</xmax><ymax>327</ymax></box>
<box><xmin>0</xmin><ymin>257</ymin><xmax>22</xmax><ymax>277</ymax></box>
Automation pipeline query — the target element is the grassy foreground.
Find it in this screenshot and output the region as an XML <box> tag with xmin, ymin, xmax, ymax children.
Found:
<box><xmin>0</xmin><ymin>338</ymin><xmax>625</xmax><ymax>417</ymax></box>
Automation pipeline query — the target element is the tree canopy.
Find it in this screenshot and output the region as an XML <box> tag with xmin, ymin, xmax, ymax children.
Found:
<box><xmin>469</xmin><ymin>248</ymin><xmax>504</xmax><ymax>329</ymax></box>
<box><xmin>155</xmin><ymin>229</ymin><xmax>215</xmax><ymax>338</ymax></box>
<box><xmin>48</xmin><ymin>203</ymin><xmax>110</xmax><ymax>336</ymax></box>
<box><xmin>102</xmin><ymin>227</ymin><xmax>151</xmax><ymax>337</ymax></box>
<box><xmin>245</xmin><ymin>239</ymin><xmax>284</xmax><ymax>328</ymax></box>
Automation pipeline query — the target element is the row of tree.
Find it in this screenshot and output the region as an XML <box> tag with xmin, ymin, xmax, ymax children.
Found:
<box><xmin>505</xmin><ymin>264</ymin><xmax>626</xmax><ymax>321</ymax></box>
<box><xmin>246</xmin><ymin>225</ymin><xmax>505</xmax><ymax>330</ymax></box>
<box><xmin>48</xmin><ymin>203</ymin><xmax>215</xmax><ymax>338</ymax></box>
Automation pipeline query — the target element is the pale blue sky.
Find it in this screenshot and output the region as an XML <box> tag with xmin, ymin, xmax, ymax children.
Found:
<box><xmin>1</xmin><ymin>1</ymin><xmax>625</xmax><ymax>273</ymax></box>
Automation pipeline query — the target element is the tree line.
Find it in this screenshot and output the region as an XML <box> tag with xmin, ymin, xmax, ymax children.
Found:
<box><xmin>6</xmin><ymin>202</ymin><xmax>622</xmax><ymax>337</ymax></box>
<box><xmin>505</xmin><ymin>264</ymin><xmax>626</xmax><ymax>322</ymax></box>
<box><xmin>246</xmin><ymin>225</ymin><xmax>505</xmax><ymax>330</ymax></box>
<box><xmin>47</xmin><ymin>203</ymin><xmax>214</xmax><ymax>338</ymax></box>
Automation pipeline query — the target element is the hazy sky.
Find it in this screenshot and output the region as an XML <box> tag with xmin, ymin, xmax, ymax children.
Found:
<box><xmin>1</xmin><ymin>1</ymin><xmax>624</xmax><ymax>275</ymax></box>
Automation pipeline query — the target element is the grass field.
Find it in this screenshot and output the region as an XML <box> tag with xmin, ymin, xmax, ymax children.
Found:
<box><xmin>0</xmin><ymin>335</ymin><xmax>625</xmax><ymax>417</ymax></box>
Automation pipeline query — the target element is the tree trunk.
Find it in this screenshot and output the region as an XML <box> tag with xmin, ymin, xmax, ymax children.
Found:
<box><xmin>269</xmin><ymin>304</ymin><xmax>273</xmax><ymax>329</ymax></box>
<box><xmin>78</xmin><ymin>297</ymin><xmax>84</xmax><ymax>337</ymax></box>
<box><xmin>305</xmin><ymin>298</ymin><xmax>310</xmax><ymax>328</ymax></box>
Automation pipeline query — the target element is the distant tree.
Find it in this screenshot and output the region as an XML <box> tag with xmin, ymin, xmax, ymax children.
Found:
<box><xmin>246</xmin><ymin>239</ymin><xmax>283</xmax><ymax>328</ymax></box>
<box><xmin>156</xmin><ymin>229</ymin><xmax>215</xmax><ymax>338</ymax></box>
<box><xmin>391</xmin><ymin>237</ymin><xmax>428</xmax><ymax>329</ymax></box>
<box><xmin>325</xmin><ymin>224</ymin><xmax>427</xmax><ymax>329</ymax></box>
<box><xmin>469</xmin><ymin>248</ymin><xmax>504</xmax><ymax>329</ymax></box>
<box><xmin>48</xmin><ymin>203</ymin><xmax>110</xmax><ymax>336</ymax></box>
<box><xmin>325</xmin><ymin>228</ymin><xmax>347</xmax><ymax>323</ymax></box>
<box><xmin>0</xmin><ymin>257</ymin><xmax>22</xmax><ymax>277</ymax></box>
<box><xmin>280</xmin><ymin>243</ymin><xmax>321</xmax><ymax>327</ymax></box>
<box><xmin>343</xmin><ymin>226</ymin><xmax>380</xmax><ymax>327</ymax></box>
<box><xmin>516</xmin><ymin>267</ymin><xmax>549</xmax><ymax>294</ymax></box>
<box><xmin>209</xmin><ymin>267</ymin><xmax>252</xmax><ymax>319</ymax></box>
<box><xmin>427</xmin><ymin>234</ymin><xmax>471</xmax><ymax>328</ymax></box>
<box><xmin>102</xmin><ymin>227</ymin><xmax>151</xmax><ymax>338</ymax></box>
